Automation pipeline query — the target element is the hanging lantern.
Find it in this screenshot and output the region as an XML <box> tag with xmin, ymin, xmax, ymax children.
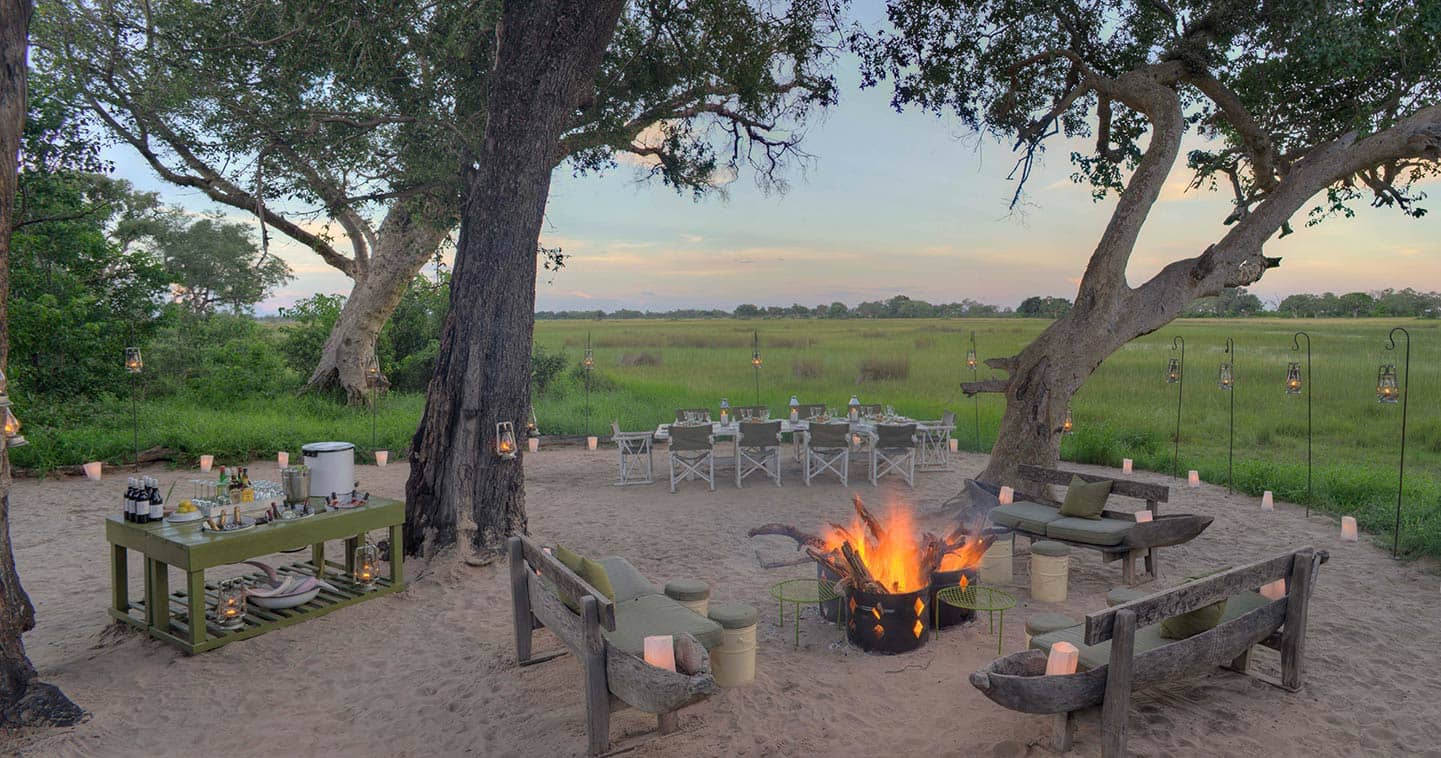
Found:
<box><xmin>751</xmin><ymin>339</ymin><xmax>763</xmax><ymax>368</ymax></box>
<box><xmin>496</xmin><ymin>421</ymin><xmax>518</xmax><ymax>459</ymax></box>
<box><xmin>1060</xmin><ymin>407</ymin><xmax>1074</xmax><ymax>434</ymax></box>
<box><xmin>1285</xmin><ymin>362</ymin><xmax>1302</xmax><ymax>395</ymax></box>
<box><xmin>214</xmin><ymin>579</ymin><xmax>246</xmax><ymax>630</ymax></box>
<box><xmin>353</xmin><ymin>539</ymin><xmax>380</xmax><ymax>591</ymax></box>
<box><xmin>582</xmin><ymin>346</ymin><xmax>595</xmax><ymax>371</ymax></box>
<box><xmin>2</xmin><ymin>407</ymin><xmax>25</xmax><ymax>448</ymax></box>
<box><xmin>365</xmin><ymin>355</ymin><xmax>381</xmax><ymax>387</ymax></box>
<box><xmin>1377</xmin><ymin>364</ymin><xmax>1399</xmax><ymax>403</ymax></box>
<box><xmin>1166</xmin><ymin>357</ymin><xmax>1181</xmax><ymax>384</ymax></box>
<box><xmin>124</xmin><ymin>347</ymin><xmax>143</xmax><ymax>374</ymax></box>
<box><xmin>1218</xmin><ymin>362</ymin><xmax>1234</xmax><ymax>390</ymax></box>
<box><xmin>965</xmin><ymin>349</ymin><xmax>978</xmax><ymax>370</ymax></box>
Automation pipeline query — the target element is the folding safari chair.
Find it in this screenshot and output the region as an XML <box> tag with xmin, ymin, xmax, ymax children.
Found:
<box><xmin>667</xmin><ymin>424</ymin><xmax>714</xmax><ymax>492</ymax></box>
<box><xmin>870</xmin><ymin>423</ymin><xmax>917</xmax><ymax>486</ymax></box>
<box><xmin>611</xmin><ymin>421</ymin><xmax>654</xmax><ymax>485</ymax></box>
<box><xmin>918</xmin><ymin>410</ymin><xmax>956</xmax><ymax>471</ymax></box>
<box><xmin>804</xmin><ymin>421</ymin><xmax>851</xmax><ymax>486</ymax></box>
<box><xmin>736</xmin><ymin>420</ymin><xmax>782</xmax><ymax>488</ymax></box>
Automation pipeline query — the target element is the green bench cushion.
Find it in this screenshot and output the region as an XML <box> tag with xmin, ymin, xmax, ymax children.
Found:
<box><xmin>664</xmin><ymin>579</ymin><xmax>711</xmax><ymax>602</ymax></box>
<box><xmin>1030</xmin><ymin>591</ymin><xmax>1270</xmax><ymax>670</ymax></box>
<box><xmin>1045</xmin><ymin>516</ymin><xmax>1134</xmax><ymax>546</ymax></box>
<box><xmin>599</xmin><ymin>556</ymin><xmax>662</xmax><ymax>603</ymax></box>
<box><xmin>603</xmin><ymin>594</ymin><xmax>725</xmax><ymax>656</ymax></box>
<box><xmin>990</xmin><ymin>502</ymin><xmax>1064</xmax><ymax>533</ymax></box>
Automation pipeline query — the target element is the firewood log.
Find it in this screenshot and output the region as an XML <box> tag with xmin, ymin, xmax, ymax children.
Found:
<box><xmin>747</xmin><ymin>523</ymin><xmax>824</xmax><ymax>550</ymax></box>
<box><xmin>840</xmin><ymin>542</ymin><xmax>883</xmax><ymax>593</ymax></box>
<box><xmin>852</xmin><ymin>494</ymin><xmax>887</xmax><ymax>544</ymax></box>
<box><xmin>805</xmin><ymin>547</ymin><xmax>850</xmax><ymax>580</ymax></box>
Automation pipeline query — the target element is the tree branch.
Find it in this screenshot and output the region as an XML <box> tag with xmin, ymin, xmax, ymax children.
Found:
<box><xmin>1186</xmin><ymin>70</ymin><xmax>1283</xmax><ymax>191</ymax></box>
<box><xmin>962</xmin><ymin>379</ymin><xmax>1011</xmax><ymax>396</ymax></box>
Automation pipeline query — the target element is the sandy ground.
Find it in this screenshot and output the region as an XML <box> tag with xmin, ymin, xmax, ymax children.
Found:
<box><xmin>1</xmin><ymin>446</ymin><xmax>1439</xmax><ymax>757</ymax></box>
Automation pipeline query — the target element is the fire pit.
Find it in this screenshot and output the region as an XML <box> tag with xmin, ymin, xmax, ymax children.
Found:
<box><xmin>847</xmin><ymin>585</ymin><xmax>930</xmax><ymax>654</ymax></box>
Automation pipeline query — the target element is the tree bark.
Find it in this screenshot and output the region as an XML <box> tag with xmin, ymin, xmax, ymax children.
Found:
<box><xmin>0</xmin><ymin>0</ymin><xmax>83</xmax><ymax>726</ymax></box>
<box><xmin>403</xmin><ymin>0</ymin><xmax>627</xmax><ymax>556</ymax></box>
<box><xmin>304</xmin><ymin>198</ymin><xmax>450</xmax><ymax>404</ymax></box>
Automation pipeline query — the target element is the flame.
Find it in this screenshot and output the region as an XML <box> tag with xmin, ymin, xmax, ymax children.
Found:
<box><xmin>821</xmin><ymin>496</ymin><xmax>985</xmax><ymax>593</ymax></box>
<box><xmin>939</xmin><ymin>537</ymin><xmax>988</xmax><ymax>572</ymax></box>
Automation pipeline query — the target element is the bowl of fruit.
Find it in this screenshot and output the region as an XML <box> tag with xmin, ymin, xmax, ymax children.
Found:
<box><xmin>165</xmin><ymin>499</ymin><xmax>205</xmax><ymax>523</ymax></box>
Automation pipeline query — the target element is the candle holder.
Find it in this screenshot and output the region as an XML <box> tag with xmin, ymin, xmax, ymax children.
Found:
<box><xmin>215</xmin><ymin>579</ymin><xmax>246</xmax><ymax>631</ymax></box>
<box><xmin>353</xmin><ymin>539</ymin><xmax>380</xmax><ymax>591</ymax></box>
<box><xmin>496</xmin><ymin>421</ymin><xmax>518</xmax><ymax>460</ymax></box>
<box><xmin>1379</xmin><ymin>327</ymin><xmax>1410</xmax><ymax>557</ymax></box>
<box><xmin>1060</xmin><ymin>406</ymin><xmax>1074</xmax><ymax>435</ymax></box>
<box><xmin>199</xmin><ymin>454</ymin><xmax>214</xmax><ymax>472</ymax></box>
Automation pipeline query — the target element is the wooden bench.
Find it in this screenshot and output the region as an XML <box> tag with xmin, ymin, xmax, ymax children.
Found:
<box><xmin>987</xmin><ymin>465</ymin><xmax>1212</xmax><ymax>585</ymax></box>
<box><xmin>507</xmin><ymin>536</ymin><xmax>718</xmax><ymax>755</ymax></box>
<box><xmin>970</xmin><ymin>547</ymin><xmax>1327</xmax><ymax>757</ymax></box>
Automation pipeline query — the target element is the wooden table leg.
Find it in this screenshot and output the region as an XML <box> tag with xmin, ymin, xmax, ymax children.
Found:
<box><xmin>111</xmin><ymin>544</ymin><xmax>129</xmax><ymax>617</ymax></box>
<box><xmin>186</xmin><ymin>570</ymin><xmax>206</xmax><ymax>648</ymax></box>
<box><xmin>148</xmin><ymin>559</ymin><xmax>170</xmax><ymax>631</ymax></box>
<box><xmin>389</xmin><ymin>524</ymin><xmax>405</xmax><ymax>586</ymax></box>
<box><xmin>312</xmin><ymin>542</ymin><xmax>325</xmax><ymax>578</ymax></box>
<box><xmin>345</xmin><ymin>535</ymin><xmax>360</xmax><ymax>575</ymax></box>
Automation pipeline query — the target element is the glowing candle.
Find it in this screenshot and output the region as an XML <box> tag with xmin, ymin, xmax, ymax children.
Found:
<box><xmin>643</xmin><ymin>635</ymin><xmax>676</xmax><ymax>672</ymax></box>
<box><xmin>1188</xmin><ymin>470</ymin><xmax>1200</xmax><ymax>488</ymax></box>
<box><xmin>528</xmin><ymin>437</ymin><xmax>539</xmax><ymax>453</ymax></box>
<box><xmin>1260</xmin><ymin>579</ymin><xmax>1286</xmax><ymax>600</ymax></box>
<box><xmin>949</xmin><ymin>438</ymin><xmax>959</xmax><ymax>453</ymax></box>
<box><xmin>199</xmin><ymin>455</ymin><xmax>214</xmax><ymax>472</ymax></box>
<box><xmin>998</xmin><ymin>486</ymin><xmax>1014</xmax><ymax>505</ymax></box>
<box><xmin>587</xmin><ymin>436</ymin><xmax>598</xmax><ymax>451</ymax></box>
<box><xmin>82</xmin><ymin>461</ymin><xmax>103</xmax><ymax>481</ymax></box>
<box><xmin>1261</xmin><ymin>491</ymin><xmax>1274</xmax><ymax>511</ymax></box>
<box><xmin>375</xmin><ymin>450</ymin><xmax>389</xmax><ymax>467</ymax></box>
<box><xmin>1134</xmin><ymin>510</ymin><xmax>1153</xmax><ymax>523</ymax></box>
<box><xmin>1122</xmin><ymin>458</ymin><xmax>1133</xmax><ymax>474</ymax></box>
<box><xmin>277</xmin><ymin>451</ymin><xmax>289</xmax><ymax>468</ymax></box>
<box><xmin>1046</xmin><ymin>641</ymin><xmax>1079</xmax><ymax>675</ymax></box>
<box><xmin>1341</xmin><ymin>516</ymin><xmax>1358</xmax><ymax>542</ymax></box>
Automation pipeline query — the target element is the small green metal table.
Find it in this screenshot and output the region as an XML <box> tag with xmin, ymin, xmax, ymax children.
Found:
<box><xmin>936</xmin><ymin>585</ymin><xmax>1016</xmax><ymax>655</ymax></box>
<box><xmin>106</xmin><ymin>496</ymin><xmax>405</xmax><ymax>654</ymax></box>
<box><xmin>768</xmin><ymin>578</ymin><xmax>841</xmax><ymax>647</ymax></box>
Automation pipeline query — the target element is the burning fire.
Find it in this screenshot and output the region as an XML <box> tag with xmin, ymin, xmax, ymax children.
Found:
<box><xmin>820</xmin><ymin>494</ymin><xmax>985</xmax><ymax>594</ymax></box>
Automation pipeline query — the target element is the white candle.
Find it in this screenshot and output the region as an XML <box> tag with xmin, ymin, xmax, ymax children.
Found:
<box><xmin>998</xmin><ymin>486</ymin><xmax>1014</xmax><ymax>505</ymax></box>
<box><xmin>82</xmin><ymin>461</ymin><xmax>103</xmax><ymax>481</ymax></box>
<box><xmin>528</xmin><ymin>437</ymin><xmax>539</xmax><ymax>453</ymax></box>
<box><xmin>1122</xmin><ymin>458</ymin><xmax>1133</xmax><ymax>474</ymax></box>
<box><xmin>587</xmin><ymin>436</ymin><xmax>598</xmax><ymax>451</ymax></box>
<box><xmin>199</xmin><ymin>455</ymin><xmax>214</xmax><ymax>472</ymax></box>
<box><xmin>1188</xmin><ymin>470</ymin><xmax>1200</xmax><ymax>488</ymax></box>
<box><xmin>949</xmin><ymin>438</ymin><xmax>959</xmax><ymax>453</ymax></box>
<box><xmin>1341</xmin><ymin>516</ymin><xmax>1358</xmax><ymax>542</ymax></box>
<box><xmin>643</xmin><ymin>635</ymin><xmax>676</xmax><ymax>672</ymax></box>
<box><xmin>375</xmin><ymin>450</ymin><xmax>389</xmax><ymax>467</ymax></box>
<box><xmin>1134</xmin><ymin>510</ymin><xmax>1153</xmax><ymax>523</ymax></box>
<box><xmin>277</xmin><ymin>451</ymin><xmax>289</xmax><ymax>468</ymax></box>
<box><xmin>1046</xmin><ymin>641</ymin><xmax>1079</xmax><ymax>675</ymax></box>
<box><xmin>1261</xmin><ymin>491</ymin><xmax>1274</xmax><ymax>511</ymax></box>
<box><xmin>1260</xmin><ymin>579</ymin><xmax>1286</xmax><ymax>600</ymax></box>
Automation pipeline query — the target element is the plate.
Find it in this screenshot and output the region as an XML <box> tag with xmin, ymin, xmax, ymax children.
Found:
<box><xmin>203</xmin><ymin>517</ymin><xmax>256</xmax><ymax>534</ymax></box>
<box><xmin>248</xmin><ymin>586</ymin><xmax>320</xmax><ymax>609</ymax></box>
<box><xmin>165</xmin><ymin>510</ymin><xmax>205</xmax><ymax>524</ymax></box>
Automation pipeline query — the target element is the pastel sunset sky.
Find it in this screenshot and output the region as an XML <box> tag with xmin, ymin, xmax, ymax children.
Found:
<box><xmin>108</xmin><ymin>63</ymin><xmax>1441</xmax><ymax>315</ymax></box>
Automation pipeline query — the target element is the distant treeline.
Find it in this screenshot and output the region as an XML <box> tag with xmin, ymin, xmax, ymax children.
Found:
<box><xmin>535</xmin><ymin>288</ymin><xmax>1441</xmax><ymax>321</ymax></box>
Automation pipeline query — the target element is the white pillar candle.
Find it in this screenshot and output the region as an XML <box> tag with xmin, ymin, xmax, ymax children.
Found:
<box><xmin>1341</xmin><ymin>516</ymin><xmax>1358</xmax><ymax>542</ymax></box>
<box><xmin>277</xmin><ymin>451</ymin><xmax>289</xmax><ymax>468</ymax></box>
<box><xmin>1046</xmin><ymin>641</ymin><xmax>1079</xmax><ymax>675</ymax></box>
<box><xmin>998</xmin><ymin>486</ymin><xmax>1014</xmax><ymax>505</ymax></box>
<box><xmin>1188</xmin><ymin>470</ymin><xmax>1200</xmax><ymax>488</ymax></box>
<box><xmin>199</xmin><ymin>455</ymin><xmax>214</xmax><ymax>472</ymax></box>
<box><xmin>82</xmin><ymin>461</ymin><xmax>103</xmax><ymax>481</ymax></box>
<box><xmin>587</xmin><ymin>436</ymin><xmax>598</xmax><ymax>451</ymax></box>
<box><xmin>1134</xmin><ymin>510</ymin><xmax>1153</xmax><ymax>523</ymax></box>
<box><xmin>1122</xmin><ymin>458</ymin><xmax>1133</xmax><ymax>474</ymax></box>
<box><xmin>949</xmin><ymin>438</ymin><xmax>959</xmax><ymax>453</ymax></box>
<box><xmin>1261</xmin><ymin>491</ymin><xmax>1274</xmax><ymax>511</ymax></box>
<box><xmin>1259</xmin><ymin>579</ymin><xmax>1286</xmax><ymax>600</ymax></box>
<box><xmin>643</xmin><ymin>635</ymin><xmax>676</xmax><ymax>672</ymax></box>
<box><xmin>375</xmin><ymin>450</ymin><xmax>389</xmax><ymax>467</ymax></box>
<box><xmin>528</xmin><ymin>437</ymin><xmax>539</xmax><ymax>453</ymax></box>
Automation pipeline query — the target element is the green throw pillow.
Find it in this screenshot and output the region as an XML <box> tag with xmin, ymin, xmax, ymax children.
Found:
<box><xmin>552</xmin><ymin>545</ymin><xmax>588</xmax><ymax>613</ymax></box>
<box><xmin>1159</xmin><ymin>567</ymin><xmax>1232</xmax><ymax>639</ymax></box>
<box><xmin>1059</xmin><ymin>475</ymin><xmax>1112</xmax><ymax>520</ymax></box>
<box><xmin>579</xmin><ymin>557</ymin><xmax>615</xmax><ymax>601</ymax></box>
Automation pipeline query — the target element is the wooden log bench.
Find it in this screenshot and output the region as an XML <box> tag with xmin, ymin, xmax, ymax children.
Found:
<box><xmin>508</xmin><ymin>535</ymin><xmax>720</xmax><ymax>755</ymax></box>
<box><xmin>985</xmin><ymin>465</ymin><xmax>1212</xmax><ymax>585</ymax></box>
<box><xmin>969</xmin><ymin>547</ymin><xmax>1327</xmax><ymax>757</ymax></box>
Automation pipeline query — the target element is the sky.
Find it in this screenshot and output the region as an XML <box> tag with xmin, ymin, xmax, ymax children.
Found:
<box><xmin>106</xmin><ymin>63</ymin><xmax>1441</xmax><ymax>316</ymax></box>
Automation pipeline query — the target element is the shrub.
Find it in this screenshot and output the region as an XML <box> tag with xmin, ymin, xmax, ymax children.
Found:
<box><xmin>792</xmin><ymin>358</ymin><xmax>823</xmax><ymax>379</ymax></box>
<box><xmin>531</xmin><ymin>345</ymin><xmax>569</xmax><ymax>394</ymax></box>
<box><xmin>388</xmin><ymin>341</ymin><xmax>438</xmax><ymax>393</ymax></box>
<box><xmin>618</xmin><ymin>351</ymin><xmax>662</xmax><ymax>367</ymax></box>
<box><xmin>277</xmin><ymin>293</ymin><xmax>344</xmax><ymax>375</ymax></box>
<box><xmin>858</xmin><ymin>356</ymin><xmax>909</xmax><ymax>382</ymax></box>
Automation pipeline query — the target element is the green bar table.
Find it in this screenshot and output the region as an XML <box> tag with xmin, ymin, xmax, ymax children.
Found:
<box><xmin>106</xmin><ymin>497</ymin><xmax>405</xmax><ymax>654</ymax></box>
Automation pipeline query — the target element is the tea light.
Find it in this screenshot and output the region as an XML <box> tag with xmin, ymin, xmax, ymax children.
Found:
<box><xmin>1259</xmin><ymin>579</ymin><xmax>1286</xmax><ymax>600</ymax></box>
<box><xmin>1134</xmin><ymin>510</ymin><xmax>1153</xmax><ymax>523</ymax></box>
<box><xmin>586</xmin><ymin>436</ymin><xmax>598</xmax><ymax>451</ymax></box>
<box><xmin>375</xmin><ymin>450</ymin><xmax>389</xmax><ymax>466</ymax></box>
<box><xmin>1261</xmin><ymin>491</ymin><xmax>1274</xmax><ymax>511</ymax></box>
<box><xmin>199</xmin><ymin>454</ymin><xmax>214</xmax><ymax>472</ymax></box>
<box><xmin>354</xmin><ymin>541</ymin><xmax>380</xmax><ymax>591</ymax></box>
<box><xmin>1188</xmin><ymin>470</ymin><xmax>1200</xmax><ymax>488</ymax></box>
<box><xmin>1122</xmin><ymin>458</ymin><xmax>1133</xmax><ymax>474</ymax></box>
<box><xmin>949</xmin><ymin>438</ymin><xmax>959</xmax><ymax>453</ymax></box>
<box><xmin>528</xmin><ymin>437</ymin><xmax>539</xmax><ymax>453</ymax></box>
<box><xmin>998</xmin><ymin>486</ymin><xmax>1014</xmax><ymax>505</ymax></box>
<box><xmin>82</xmin><ymin>461</ymin><xmax>103</xmax><ymax>481</ymax></box>
<box><xmin>643</xmin><ymin>635</ymin><xmax>676</xmax><ymax>672</ymax></box>
<box><xmin>1341</xmin><ymin>516</ymin><xmax>1358</xmax><ymax>542</ymax></box>
<box><xmin>277</xmin><ymin>451</ymin><xmax>289</xmax><ymax>468</ymax></box>
<box><xmin>1046</xmin><ymin>641</ymin><xmax>1079</xmax><ymax>675</ymax></box>
<box><xmin>214</xmin><ymin>580</ymin><xmax>245</xmax><ymax>631</ymax></box>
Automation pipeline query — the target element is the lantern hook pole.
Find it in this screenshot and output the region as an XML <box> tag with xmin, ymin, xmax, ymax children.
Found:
<box><xmin>1292</xmin><ymin>331</ymin><xmax>1311</xmax><ymax>514</ymax></box>
<box><xmin>971</xmin><ymin>331</ymin><xmax>981</xmax><ymax>453</ymax></box>
<box><xmin>1223</xmin><ymin>337</ymin><xmax>1234</xmax><ymax>493</ymax></box>
<box><xmin>1170</xmin><ymin>336</ymin><xmax>1184</xmax><ymax>479</ymax></box>
<box><xmin>1386</xmin><ymin>326</ymin><xmax>1410</xmax><ymax>558</ymax></box>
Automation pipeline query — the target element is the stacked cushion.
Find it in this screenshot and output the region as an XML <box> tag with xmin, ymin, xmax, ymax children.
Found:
<box><xmin>603</xmin><ymin>594</ymin><xmax>725</xmax><ymax>655</ymax></box>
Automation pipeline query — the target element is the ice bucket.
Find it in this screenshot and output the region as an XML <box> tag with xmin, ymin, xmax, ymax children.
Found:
<box><xmin>281</xmin><ymin>466</ymin><xmax>310</xmax><ymax>506</ymax></box>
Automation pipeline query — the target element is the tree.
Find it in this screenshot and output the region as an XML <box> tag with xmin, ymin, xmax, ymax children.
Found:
<box><xmin>827</xmin><ymin>301</ymin><xmax>849</xmax><ymax>318</ymax></box>
<box><xmin>39</xmin><ymin>0</ymin><xmax>837</xmax><ymax>404</ymax></box>
<box><xmin>1338</xmin><ymin>291</ymin><xmax>1377</xmax><ymax>317</ymax></box>
<box><xmin>148</xmin><ymin>216</ymin><xmax>291</xmax><ymax>315</ymax></box>
<box><xmin>734</xmin><ymin>303</ymin><xmax>761</xmax><ymax>318</ymax></box>
<box><xmin>404</xmin><ymin>0</ymin><xmax>629</xmax><ymax>556</ymax></box>
<box><xmin>861</xmin><ymin>0</ymin><xmax>1441</xmax><ymax>486</ymax></box>
<box><xmin>0</xmin><ymin>0</ymin><xmax>83</xmax><ymax>726</ymax></box>
<box><xmin>1017</xmin><ymin>296</ymin><xmax>1073</xmax><ymax>319</ymax></box>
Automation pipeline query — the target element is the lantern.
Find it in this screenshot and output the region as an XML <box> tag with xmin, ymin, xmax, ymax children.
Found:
<box><xmin>789</xmin><ymin>395</ymin><xmax>800</xmax><ymax>422</ymax></box>
<box><xmin>124</xmin><ymin>347</ymin><xmax>143</xmax><ymax>374</ymax></box>
<box><xmin>199</xmin><ymin>454</ymin><xmax>214</xmax><ymax>472</ymax></box>
<box><xmin>848</xmin><ymin>395</ymin><xmax>860</xmax><ymax>421</ymax></box>
<box><xmin>582</xmin><ymin>344</ymin><xmax>595</xmax><ymax>371</ymax></box>
<box><xmin>1341</xmin><ymin>516</ymin><xmax>1358</xmax><ymax>542</ymax></box>
<box><xmin>998</xmin><ymin>486</ymin><xmax>1014</xmax><ymax>505</ymax></box>
<box><xmin>1060</xmin><ymin>407</ymin><xmax>1074</xmax><ymax>434</ymax></box>
<box><xmin>1285</xmin><ymin>362</ymin><xmax>1302</xmax><ymax>395</ymax></box>
<box><xmin>277</xmin><ymin>451</ymin><xmax>289</xmax><ymax>468</ymax></box>
<box><xmin>1218</xmin><ymin>362</ymin><xmax>1234</xmax><ymax>390</ymax></box>
<box><xmin>1122</xmin><ymin>458</ymin><xmax>1133</xmax><ymax>474</ymax></box>
<box><xmin>965</xmin><ymin>348</ymin><xmax>978</xmax><ymax>370</ymax></box>
<box><xmin>353</xmin><ymin>540</ymin><xmax>380</xmax><ymax>590</ymax></box>
<box><xmin>1134</xmin><ymin>510</ymin><xmax>1153</xmax><ymax>523</ymax></box>
<box><xmin>1</xmin><ymin>407</ymin><xmax>24</xmax><ymax>447</ymax></box>
<box><xmin>214</xmin><ymin>579</ymin><xmax>246</xmax><ymax>630</ymax></box>
<box><xmin>643</xmin><ymin>635</ymin><xmax>676</xmax><ymax>672</ymax></box>
<box><xmin>719</xmin><ymin>397</ymin><xmax>730</xmax><ymax>425</ymax></box>
<box><xmin>83</xmin><ymin>461</ymin><xmax>102</xmax><ymax>480</ymax></box>
<box><xmin>1188</xmin><ymin>470</ymin><xmax>1200</xmax><ymax>488</ymax></box>
<box><xmin>948</xmin><ymin>438</ymin><xmax>959</xmax><ymax>453</ymax></box>
<box><xmin>751</xmin><ymin>349</ymin><xmax>762</xmax><ymax>369</ymax></box>
<box><xmin>1166</xmin><ymin>357</ymin><xmax>1181</xmax><ymax>384</ymax></box>
<box><xmin>1377</xmin><ymin>364</ymin><xmax>1399</xmax><ymax>403</ymax></box>
<box><xmin>496</xmin><ymin>421</ymin><xmax>518</xmax><ymax>460</ymax></box>
<box><xmin>1259</xmin><ymin>579</ymin><xmax>1286</xmax><ymax>600</ymax></box>
<box><xmin>375</xmin><ymin>450</ymin><xmax>389</xmax><ymax>466</ymax></box>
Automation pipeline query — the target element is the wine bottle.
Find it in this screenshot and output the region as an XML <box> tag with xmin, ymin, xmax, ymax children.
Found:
<box><xmin>148</xmin><ymin>477</ymin><xmax>164</xmax><ymax>522</ymax></box>
<box><xmin>139</xmin><ymin>478</ymin><xmax>151</xmax><ymax>523</ymax></box>
<box><xmin>124</xmin><ymin>478</ymin><xmax>135</xmax><ymax>522</ymax></box>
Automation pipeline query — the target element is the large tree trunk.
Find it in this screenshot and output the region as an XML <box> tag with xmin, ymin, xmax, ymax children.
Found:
<box><xmin>0</xmin><ymin>0</ymin><xmax>82</xmax><ymax>726</ymax></box>
<box><xmin>304</xmin><ymin>198</ymin><xmax>451</xmax><ymax>405</ymax></box>
<box><xmin>403</xmin><ymin>0</ymin><xmax>627</xmax><ymax>556</ymax></box>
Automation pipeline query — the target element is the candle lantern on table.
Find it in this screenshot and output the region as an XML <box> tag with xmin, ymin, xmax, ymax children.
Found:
<box><xmin>125</xmin><ymin>346</ymin><xmax>143</xmax><ymax>470</ymax></box>
<box><xmin>848</xmin><ymin>395</ymin><xmax>860</xmax><ymax>422</ymax></box>
<box><xmin>215</xmin><ymin>579</ymin><xmax>246</xmax><ymax>631</ymax></box>
<box><xmin>789</xmin><ymin>395</ymin><xmax>799</xmax><ymax>423</ymax></box>
<box><xmin>496</xmin><ymin>421</ymin><xmax>518</xmax><ymax>460</ymax></box>
<box><xmin>353</xmin><ymin>538</ymin><xmax>380</xmax><ymax>591</ymax></box>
